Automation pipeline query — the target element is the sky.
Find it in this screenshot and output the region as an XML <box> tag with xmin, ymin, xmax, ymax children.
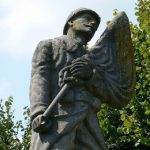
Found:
<box><xmin>0</xmin><ymin>0</ymin><xmax>138</xmax><ymax>123</ymax></box>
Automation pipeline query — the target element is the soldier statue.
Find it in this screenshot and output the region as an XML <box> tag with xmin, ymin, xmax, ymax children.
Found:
<box><xmin>29</xmin><ymin>8</ymin><xmax>135</xmax><ymax>150</ymax></box>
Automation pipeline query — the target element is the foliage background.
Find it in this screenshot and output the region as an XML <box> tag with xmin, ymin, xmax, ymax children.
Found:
<box><xmin>0</xmin><ymin>0</ymin><xmax>149</xmax><ymax>149</ymax></box>
<box><xmin>98</xmin><ymin>0</ymin><xmax>150</xmax><ymax>149</ymax></box>
<box><xmin>0</xmin><ymin>97</ymin><xmax>30</xmax><ymax>149</ymax></box>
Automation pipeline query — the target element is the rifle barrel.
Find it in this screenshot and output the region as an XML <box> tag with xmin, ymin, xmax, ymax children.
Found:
<box><xmin>43</xmin><ymin>83</ymin><xmax>71</xmax><ymax>119</ymax></box>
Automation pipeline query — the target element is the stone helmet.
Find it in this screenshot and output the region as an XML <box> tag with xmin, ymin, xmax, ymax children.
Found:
<box><xmin>63</xmin><ymin>8</ymin><xmax>101</xmax><ymax>35</ymax></box>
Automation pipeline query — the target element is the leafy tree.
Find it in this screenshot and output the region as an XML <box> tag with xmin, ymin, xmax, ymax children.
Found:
<box><xmin>21</xmin><ymin>106</ymin><xmax>31</xmax><ymax>150</ymax></box>
<box><xmin>98</xmin><ymin>0</ymin><xmax>150</xmax><ymax>149</ymax></box>
<box><xmin>0</xmin><ymin>97</ymin><xmax>31</xmax><ymax>150</ymax></box>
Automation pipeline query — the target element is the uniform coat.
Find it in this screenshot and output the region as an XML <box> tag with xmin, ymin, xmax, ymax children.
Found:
<box><xmin>30</xmin><ymin>35</ymin><xmax>107</xmax><ymax>150</ymax></box>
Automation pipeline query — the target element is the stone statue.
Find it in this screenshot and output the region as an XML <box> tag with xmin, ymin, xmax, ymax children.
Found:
<box><xmin>29</xmin><ymin>8</ymin><xmax>135</xmax><ymax>150</ymax></box>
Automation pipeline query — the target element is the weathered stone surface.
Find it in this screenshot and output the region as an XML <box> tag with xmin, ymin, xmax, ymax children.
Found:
<box><xmin>29</xmin><ymin>8</ymin><xmax>135</xmax><ymax>150</ymax></box>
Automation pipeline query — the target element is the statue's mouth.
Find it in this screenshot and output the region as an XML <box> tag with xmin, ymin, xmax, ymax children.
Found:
<box><xmin>84</xmin><ymin>24</ymin><xmax>95</xmax><ymax>31</ymax></box>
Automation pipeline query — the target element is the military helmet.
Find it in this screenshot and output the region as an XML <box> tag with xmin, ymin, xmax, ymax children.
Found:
<box><xmin>63</xmin><ymin>8</ymin><xmax>100</xmax><ymax>35</ymax></box>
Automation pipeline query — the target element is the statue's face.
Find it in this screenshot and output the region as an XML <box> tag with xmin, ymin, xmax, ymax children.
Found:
<box><xmin>69</xmin><ymin>13</ymin><xmax>98</xmax><ymax>41</ymax></box>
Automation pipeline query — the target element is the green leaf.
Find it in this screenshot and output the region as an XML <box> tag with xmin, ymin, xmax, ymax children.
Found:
<box><xmin>145</xmin><ymin>110</ymin><xmax>150</xmax><ymax>115</ymax></box>
<box><xmin>136</xmin><ymin>66</ymin><xmax>142</xmax><ymax>71</ymax></box>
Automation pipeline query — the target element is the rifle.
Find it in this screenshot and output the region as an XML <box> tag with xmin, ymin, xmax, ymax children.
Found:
<box><xmin>33</xmin><ymin>83</ymin><xmax>71</xmax><ymax>132</ymax></box>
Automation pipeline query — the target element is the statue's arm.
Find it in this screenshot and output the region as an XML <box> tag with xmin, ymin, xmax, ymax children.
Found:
<box><xmin>29</xmin><ymin>40</ymin><xmax>53</xmax><ymax>122</ymax></box>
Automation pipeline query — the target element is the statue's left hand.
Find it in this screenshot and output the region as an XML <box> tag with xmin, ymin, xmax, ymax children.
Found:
<box><xmin>70</xmin><ymin>58</ymin><xmax>93</xmax><ymax>81</ymax></box>
<box><xmin>58</xmin><ymin>58</ymin><xmax>93</xmax><ymax>87</ymax></box>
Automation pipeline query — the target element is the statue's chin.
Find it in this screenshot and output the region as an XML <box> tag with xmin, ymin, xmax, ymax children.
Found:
<box><xmin>75</xmin><ymin>29</ymin><xmax>95</xmax><ymax>42</ymax></box>
<box><xmin>83</xmin><ymin>31</ymin><xmax>94</xmax><ymax>42</ymax></box>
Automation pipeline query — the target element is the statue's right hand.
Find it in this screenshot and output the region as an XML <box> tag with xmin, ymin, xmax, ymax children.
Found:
<box><xmin>32</xmin><ymin>114</ymin><xmax>51</xmax><ymax>133</ymax></box>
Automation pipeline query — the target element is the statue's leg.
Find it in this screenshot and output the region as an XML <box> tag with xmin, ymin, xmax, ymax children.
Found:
<box><xmin>51</xmin><ymin>129</ymin><xmax>76</xmax><ymax>150</ymax></box>
<box><xmin>75</xmin><ymin>121</ymin><xmax>101</xmax><ymax>150</ymax></box>
<box><xmin>74</xmin><ymin>109</ymin><xmax>107</xmax><ymax>150</ymax></box>
<box><xmin>50</xmin><ymin>102</ymin><xmax>89</xmax><ymax>150</ymax></box>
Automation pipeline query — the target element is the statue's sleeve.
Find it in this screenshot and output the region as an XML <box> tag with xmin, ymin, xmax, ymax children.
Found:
<box><xmin>29</xmin><ymin>40</ymin><xmax>53</xmax><ymax>121</ymax></box>
<box><xmin>85</xmin><ymin>12</ymin><xmax>136</xmax><ymax>109</ymax></box>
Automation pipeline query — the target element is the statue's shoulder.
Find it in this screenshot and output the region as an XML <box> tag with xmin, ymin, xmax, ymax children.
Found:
<box><xmin>53</xmin><ymin>35</ymin><xmax>68</xmax><ymax>44</ymax></box>
<box><xmin>35</xmin><ymin>35</ymin><xmax>69</xmax><ymax>56</ymax></box>
<box><xmin>51</xmin><ymin>35</ymin><xmax>69</xmax><ymax>50</ymax></box>
<box><xmin>37</xmin><ymin>39</ymin><xmax>53</xmax><ymax>49</ymax></box>
<box><xmin>37</xmin><ymin>35</ymin><xmax>68</xmax><ymax>48</ymax></box>
<box><xmin>33</xmin><ymin>39</ymin><xmax>54</xmax><ymax>60</ymax></box>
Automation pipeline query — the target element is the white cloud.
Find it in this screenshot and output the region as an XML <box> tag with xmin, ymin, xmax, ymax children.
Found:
<box><xmin>6</xmin><ymin>0</ymin><xmax>53</xmax><ymax>33</ymax></box>
<box><xmin>0</xmin><ymin>0</ymin><xmax>59</xmax><ymax>59</ymax></box>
